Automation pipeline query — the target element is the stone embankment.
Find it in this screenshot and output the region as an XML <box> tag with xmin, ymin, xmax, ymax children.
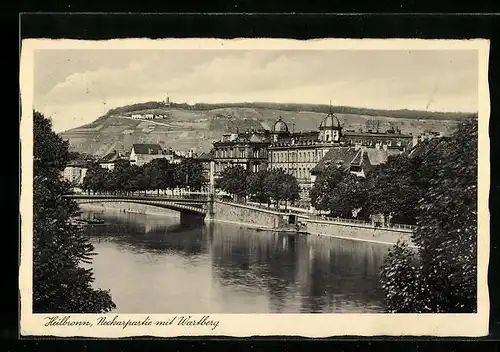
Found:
<box><xmin>79</xmin><ymin>200</ymin><xmax>415</xmax><ymax>247</ymax></box>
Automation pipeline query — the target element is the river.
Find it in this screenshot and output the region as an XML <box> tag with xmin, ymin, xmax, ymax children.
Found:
<box><xmin>82</xmin><ymin>208</ymin><xmax>392</xmax><ymax>313</ymax></box>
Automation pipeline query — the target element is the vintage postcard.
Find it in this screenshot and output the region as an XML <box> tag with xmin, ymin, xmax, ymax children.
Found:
<box><xmin>20</xmin><ymin>38</ymin><xmax>490</xmax><ymax>337</ymax></box>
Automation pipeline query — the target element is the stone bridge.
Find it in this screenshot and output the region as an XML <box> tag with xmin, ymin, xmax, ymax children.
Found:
<box><xmin>64</xmin><ymin>194</ymin><xmax>213</xmax><ymax>226</ymax></box>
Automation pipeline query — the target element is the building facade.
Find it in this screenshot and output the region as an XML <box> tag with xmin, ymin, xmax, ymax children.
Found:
<box><xmin>129</xmin><ymin>143</ymin><xmax>169</xmax><ymax>167</ymax></box>
<box><xmin>62</xmin><ymin>160</ymin><xmax>88</xmax><ymax>185</ymax></box>
<box><xmin>212</xmin><ymin>130</ymin><xmax>271</xmax><ymax>178</ymax></box>
<box><xmin>267</xmin><ymin>114</ymin><xmax>344</xmax><ymax>203</ymax></box>
<box><xmin>267</xmin><ymin>112</ymin><xmax>416</xmax><ymax>205</ymax></box>
<box><xmin>98</xmin><ymin>150</ymin><xmax>125</xmax><ymax>171</ymax></box>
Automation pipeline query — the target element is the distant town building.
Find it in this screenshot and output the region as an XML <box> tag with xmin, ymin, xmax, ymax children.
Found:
<box><xmin>310</xmin><ymin>147</ymin><xmax>395</xmax><ymax>181</ymax></box>
<box><xmin>212</xmin><ymin>129</ymin><xmax>271</xmax><ymax>177</ymax></box>
<box><xmin>196</xmin><ymin>151</ymin><xmax>214</xmax><ymax>190</ymax></box>
<box><xmin>98</xmin><ymin>150</ymin><xmax>126</xmax><ymax>171</ymax></box>
<box><xmin>62</xmin><ymin>160</ymin><xmax>89</xmax><ymax>185</ymax></box>
<box><xmin>129</xmin><ymin>143</ymin><xmax>167</xmax><ymax>166</ymax></box>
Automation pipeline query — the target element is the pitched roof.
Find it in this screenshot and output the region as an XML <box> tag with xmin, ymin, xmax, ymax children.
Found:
<box><xmin>310</xmin><ymin>147</ymin><xmax>360</xmax><ymax>174</ymax></box>
<box><xmin>365</xmin><ymin>148</ymin><xmax>389</xmax><ymax>166</ymax></box>
<box><xmin>408</xmin><ymin>138</ymin><xmax>447</xmax><ymax>160</ymax></box>
<box><xmin>99</xmin><ymin>150</ymin><xmax>120</xmax><ymax>163</ymax></box>
<box><xmin>131</xmin><ymin>143</ymin><xmax>163</xmax><ymax>155</ymax></box>
<box><xmin>197</xmin><ymin>151</ymin><xmax>213</xmax><ymax>161</ymax></box>
<box><xmin>343</xmin><ymin>131</ymin><xmax>413</xmax><ymax>138</ymax></box>
<box><xmin>67</xmin><ymin>159</ymin><xmax>90</xmax><ymax>167</ymax></box>
<box><xmin>249</xmin><ymin>133</ymin><xmax>264</xmax><ymax>143</ymax></box>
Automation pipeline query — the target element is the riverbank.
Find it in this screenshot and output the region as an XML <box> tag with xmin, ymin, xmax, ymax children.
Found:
<box><xmin>78</xmin><ymin>201</ymin><xmax>415</xmax><ymax>247</ymax></box>
<box><xmin>78</xmin><ymin>202</ymin><xmax>180</xmax><ymax>217</ymax></box>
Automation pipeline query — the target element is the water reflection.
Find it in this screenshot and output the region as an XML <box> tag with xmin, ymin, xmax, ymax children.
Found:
<box><xmin>84</xmin><ymin>209</ymin><xmax>390</xmax><ymax>313</ymax></box>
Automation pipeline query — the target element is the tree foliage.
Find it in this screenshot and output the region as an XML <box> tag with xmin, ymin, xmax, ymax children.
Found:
<box><xmin>82</xmin><ymin>157</ymin><xmax>206</xmax><ymax>194</ymax></box>
<box><xmin>215</xmin><ymin>165</ymin><xmax>248</xmax><ymax>199</ymax></box>
<box><xmin>380</xmin><ymin>119</ymin><xmax>478</xmax><ymax>313</ymax></box>
<box><xmin>265</xmin><ymin>169</ymin><xmax>300</xmax><ymax>209</ymax></box>
<box><xmin>310</xmin><ymin>166</ymin><xmax>369</xmax><ymax>219</ymax></box>
<box><xmin>246</xmin><ymin>169</ymin><xmax>271</xmax><ymax>205</ymax></box>
<box><xmin>215</xmin><ymin>167</ymin><xmax>300</xmax><ymax>208</ymax></box>
<box><xmin>309</xmin><ymin>165</ymin><xmax>347</xmax><ymax>212</ymax></box>
<box><xmin>33</xmin><ymin>111</ymin><xmax>115</xmax><ymax>313</ymax></box>
<box><xmin>364</xmin><ymin>154</ymin><xmax>425</xmax><ymax>224</ymax></box>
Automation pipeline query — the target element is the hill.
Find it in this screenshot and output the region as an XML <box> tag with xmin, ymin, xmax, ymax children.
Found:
<box><xmin>59</xmin><ymin>102</ymin><xmax>471</xmax><ymax>157</ymax></box>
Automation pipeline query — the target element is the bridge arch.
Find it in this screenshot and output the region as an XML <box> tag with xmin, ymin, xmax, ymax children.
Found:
<box><xmin>67</xmin><ymin>195</ymin><xmax>209</xmax><ymax>226</ymax></box>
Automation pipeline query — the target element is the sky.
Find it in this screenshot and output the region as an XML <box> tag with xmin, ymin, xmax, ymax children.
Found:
<box><xmin>33</xmin><ymin>49</ymin><xmax>479</xmax><ymax>133</ymax></box>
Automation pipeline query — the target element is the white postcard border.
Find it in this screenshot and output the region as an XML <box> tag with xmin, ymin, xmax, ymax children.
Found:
<box><xmin>20</xmin><ymin>38</ymin><xmax>490</xmax><ymax>337</ymax></box>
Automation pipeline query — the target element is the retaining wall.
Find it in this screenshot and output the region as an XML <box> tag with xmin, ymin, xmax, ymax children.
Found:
<box><xmin>210</xmin><ymin>201</ymin><xmax>287</xmax><ymax>228</ymax></box>
<box><xmin>305</xmin><ymin>218</ymin><xmax>415</xmax><ymax>247</ymax></box>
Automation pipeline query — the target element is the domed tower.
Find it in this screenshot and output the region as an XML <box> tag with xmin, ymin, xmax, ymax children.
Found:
<box><xmin>271</xmin><ymin>116</ymin><xmax>290</xmax><ymax>142</ymax></box>
<box><xmin>319</xmin><ymin>112</ymin><xmax>342</xmax><ymax>143</ymax></box>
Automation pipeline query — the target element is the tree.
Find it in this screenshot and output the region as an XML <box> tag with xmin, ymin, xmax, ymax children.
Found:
<box><xmin>278</xmin><ymin>173</ymin><xmax>300</xmax><ymax>210</ymax></box>
<box><xmin>263</xmin><ymin>169</ymin><xmax>299</xmax><ymax>209</ymax></box>
<box><xmin>364</xmin><ymin>154</ymin><xmax>421</xmax><ymax>225</ymax></box>
<box><xmin>327</xmin><ymin>173</ymin><xmax>368</xmax><ymax>219</ymax></box>
<box><xmin>246</xmin><ymin>169</ymin><xmax>271</xmax><ymax>206</ymax></box>
<box><xmin>174</xmin><ymin>159</ymin><xmax>206</xmax><ymax>192</ymax></box>
<box><xmin>366</xmin><ymin>118</ymin><xmax>381</xmax><ymax>132</ymax></box>
<box><xmin>33</xmin><ymin>111</ymin><xmax>115</xmax><ymax>313</ymax></box>
<box><xmin>380</xmin><ymin>119</ymin><xmax>478</xmax><ymax>313</ymax></box>
<box><xmin>309</xmin><ymin>165</ymin><xmax>347</xmax><ymax>213</ymax></box>
<box><xmin>82</xmin><ymin>163</ymin><xmax>109</xmax><ymax>195</ymax></box>
<box><xmin>216</xmin><ymin>165</ymin><xmax>248</xmax><ymax>200</ymax></box>
<box><xmin>128</xmin><ymin>164</ymin><xmax>148</xmax><ymax>194</ymax></box>
<box><xmin>145</xmin><ymin>158</ymin><xmax>172</xmax><ymax>195</ymax></box>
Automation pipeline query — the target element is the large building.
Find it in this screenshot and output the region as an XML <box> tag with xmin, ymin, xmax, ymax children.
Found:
<box><xmin>62</xmin><ymin>159</ymin><xmax>89</xmax><ymax>185</ymax></box>
<box><xmin>267</xmin><ymin>114</ymin><xmax>345</xmax><ymax>202</ymax></box>
<box><xmin>267</xmin><ymin>112</ymin><xmax>416</xmax><ymax>204</ymax></box>
<box><xmin>129</xmin><ymin>143</ymin><xmax>169</xmax><ymax>167</ymax></box>
<box><xmin>208</xmin><ymin>108</ymin><xmax>418</xmax><ymax>206</ymax></box>
<box><xmin>98</xmin><ymin>150</ymin><xmax>127</xmax><ymax>171</ymax></box>
<box><xmin>212</xmin><ymin>129</ymin><xmax>271</xmax><ymax>178</ymax></box>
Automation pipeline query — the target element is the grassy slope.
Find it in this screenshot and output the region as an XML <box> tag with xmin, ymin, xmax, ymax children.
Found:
<box><xmin>60</xmin><ymin>105</ymin><xmax>465</xmax><ymax>157</ymax></box>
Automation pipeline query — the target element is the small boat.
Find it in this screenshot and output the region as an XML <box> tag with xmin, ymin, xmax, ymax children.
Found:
<box><xmin>70</xmin><ymin>219</ymin><xmax>87</xmax><ymax>226</ymax></box>
<box><xmin>85</xmin><ymin>218</ymin><xmax>105</xmax><ymax>225</ymax></box>
<box><xmin>256</xmin><ymin>227</ymin><xmax>308</xmax><ymax>235</ymax></box>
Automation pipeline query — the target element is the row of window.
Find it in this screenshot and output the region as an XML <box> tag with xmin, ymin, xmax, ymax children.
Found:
<box><xmin>215</xmin><ymin>148</ymin><xmax>267</xmax><ymax>159</ymax></box>
<box><xmin>346</xmin><ymin>139</ymin><xmax>403</xmax><ymax>147</ymax></box>
<box><xmin>270</xmin><ymin>150</ymin><xmax>327</xmax><ymax>163</ymax></box>
<box><xmin>214</xmin><ymin>162</ymin><xmax>264</xmax><ymax>173</ymax></box>
<box><xmin>270</xmin><ymin>166</ymin><xmax>314</xmax><ymax>179</ymax></box>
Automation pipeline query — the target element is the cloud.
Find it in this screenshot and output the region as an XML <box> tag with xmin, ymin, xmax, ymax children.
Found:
<box><xmin>34</xmin><ymin>49</ymin><xmax>479</xmax><ymax>132</ymax></box>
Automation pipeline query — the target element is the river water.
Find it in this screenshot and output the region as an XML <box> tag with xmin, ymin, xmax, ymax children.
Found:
<box><xmin>82</xmin><ymin>208</ymin><xmax>391</xmax><ymax>313</ymax></box>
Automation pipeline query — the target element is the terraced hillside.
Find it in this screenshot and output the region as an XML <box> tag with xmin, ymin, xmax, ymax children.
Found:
<box><xmin>59</xmin><ymin>105</ymin><xmax>464</xmax><ymax>158</ymax></box>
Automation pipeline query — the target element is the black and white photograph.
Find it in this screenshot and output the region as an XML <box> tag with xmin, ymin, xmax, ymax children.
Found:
<box><xmin>20</xmin><ymin>38</ymin><xmax>490</xmax><ymax>337</ymax></box>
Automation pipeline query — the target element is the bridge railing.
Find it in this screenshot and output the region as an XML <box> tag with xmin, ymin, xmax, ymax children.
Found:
<box><xmin>68</xmin><ymin>192</ymin><xmax>210</xmax><ymax>201</ymax></box>
<box><xmin>308</xmin><ymin>214</ymin><xmax>415</xmax><ymax>231</ymax></box>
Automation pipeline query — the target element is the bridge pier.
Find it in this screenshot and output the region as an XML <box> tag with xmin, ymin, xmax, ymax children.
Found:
<box><xmin>180</xmin><ymin>211</ymin><xmax>205</xmax><ymax>227</ymax></box>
